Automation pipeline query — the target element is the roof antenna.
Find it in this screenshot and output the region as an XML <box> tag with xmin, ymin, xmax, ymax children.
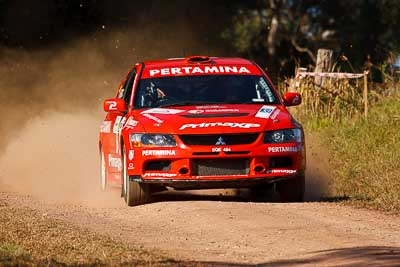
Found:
<box><xmin>182</xmin><ymin>48</ymin><xmax>187</xmax><ymax>57</ymax></box>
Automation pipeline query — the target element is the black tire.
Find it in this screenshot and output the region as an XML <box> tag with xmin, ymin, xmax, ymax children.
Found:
<box><xmin>125</xmin><ymin>180</ymin><xmax>151</xmax><ymax>206</ymax></box>
<box><xmin>99</xmin><ymin>145</ymin><xmax>107</xmax><ymax>191</ymax></box>
<box><xmin>276</xmin><ymin>176</ymin><xmax>305</xmax><ymax>202</ymax></box>
<box><xmin>121</xmin><ymin>146</ymin><xmax>151</xmax><ymax>206</ymax></box>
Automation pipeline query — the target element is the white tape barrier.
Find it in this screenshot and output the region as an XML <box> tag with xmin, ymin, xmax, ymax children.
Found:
<box><xmin>296</xmin><ymin>71</ymin><xmax>369</xmax><ymax>80</ymax></box>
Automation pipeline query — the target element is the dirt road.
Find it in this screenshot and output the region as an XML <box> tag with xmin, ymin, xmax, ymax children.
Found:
<box><xmin>1</xmin><ymin>112</ymin><xmax>399</xmax><ymax>266</ymax></box>
<box><xmin>2</xmin><ymin>189</ymin><xmax>400</xmax><ymax>266</ymax></box>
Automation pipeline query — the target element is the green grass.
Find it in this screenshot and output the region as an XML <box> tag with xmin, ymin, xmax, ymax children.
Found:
<box><xmin>312</xmin><ymin>95</ymin><xmax>400</xmax><ymax>212</ymax></box>
<box><xmin>0</xmin><ymin>241</ymin><xmax>176</xmax><ymax>266</ymax></box>
<box><xmin>0</xmin><ymin>242</ymin><xmax>33</xmax><ymax>265</ymax></box>
<box><xmin>0</xmin><ymin>203</ymin><xmax>174</xmax><ymax>267</ymax></box>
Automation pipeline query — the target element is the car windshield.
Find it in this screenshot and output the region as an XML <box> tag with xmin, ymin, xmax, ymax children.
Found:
<box><xmin>134</xmin><ymin>75</ymin><xmax>280</xmax><ymax>108</ymax></box>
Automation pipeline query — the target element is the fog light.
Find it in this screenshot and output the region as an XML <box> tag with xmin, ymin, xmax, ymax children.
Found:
<box><xmin>254</xmin><ymin>165</ymin><xmax>265</xmax><ymax>173</ymax></box>
<box><xmin>179</xmin><ymin>167</ymin><xmax>189</xmax><ymax>175</ymax></box>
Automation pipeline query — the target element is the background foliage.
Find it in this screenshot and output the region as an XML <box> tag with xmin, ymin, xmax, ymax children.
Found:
<box><xmin>223</xmin><ymin>0</ymin><xmax>400</xmax><ymax>77</ymax></box>
<box><xmin>0</xmin><ymin>0</ymin><xmax>399</xmax><ymax>76</ymax></box>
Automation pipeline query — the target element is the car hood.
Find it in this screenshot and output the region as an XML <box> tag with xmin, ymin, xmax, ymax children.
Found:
<box><xmin>129</xmin><ymin>104</ymin><xmax>295</xmax><ymax>134</ymax></box>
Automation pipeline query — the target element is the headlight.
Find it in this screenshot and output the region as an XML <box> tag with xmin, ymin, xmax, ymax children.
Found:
<box><xmin>264</xmin><ymin>128</ymin><xmax>302</xmax><ymax>143</ymax></box>
<box><xmin>130</xmin><ymin>134</ymin><xmax>177</xmax><ymax>147</ymax></box>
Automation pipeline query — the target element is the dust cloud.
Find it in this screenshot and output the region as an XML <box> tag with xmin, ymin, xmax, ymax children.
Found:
<box><xmin>0</xmin><ymin>38</ymin><xmax>119</xmax><ymax>205</ymax></box>
<box><xmin>0</xmin><ymin>112</ymin><xmax>121</xmax><ymax>205</ymax></box>
<box><xmin>0</xmin><ymin>20</ymin><xmax>222</xmax><ymax>205</ymax></box>
<box><xmin>304</xmin><ymin>133</ymin><xmax>332</xmax><ymax>201</ymax></box>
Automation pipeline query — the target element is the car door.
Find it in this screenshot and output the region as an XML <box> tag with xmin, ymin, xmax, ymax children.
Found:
<box><xmin>101</xmin><ymin>68</ymin><xmax>137</xmax><ymax>184</ymax></box>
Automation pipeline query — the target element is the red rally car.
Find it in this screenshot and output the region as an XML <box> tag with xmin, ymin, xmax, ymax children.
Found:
<box><xmin>99</xmin><ymin>56</ymin><xmax>306</xmax><ymax>206</ymax></box>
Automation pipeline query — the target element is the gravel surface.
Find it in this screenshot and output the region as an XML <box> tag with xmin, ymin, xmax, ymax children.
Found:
<box><xmin>1</xmin><ymin>114</ymin><xmax>399</xmax><ymax>266</ymax></box>
<box><xmin>0</xmin><ymin>192</ymin><xmax>170</xmax><ymax>266</ymax></box>
<box><xmin>1</xmin><ymin>190</ymin><xmax>400</xmax><ymax>266</ymax></box>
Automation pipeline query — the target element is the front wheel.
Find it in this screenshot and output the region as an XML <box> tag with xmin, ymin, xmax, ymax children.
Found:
<box><xmin>121</xmin><ymin>146</ymin><xmax>151</xmax><ymax>206</ymax></box>
<box><xmin>276</xmin><ymin>176</ymin><xmax>305</xmax><ymax>202</ymax></box>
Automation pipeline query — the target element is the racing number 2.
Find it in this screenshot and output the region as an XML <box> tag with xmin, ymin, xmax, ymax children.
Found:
<box><xmin>109</xmin><ymin>101</ymin><xmax>117</xmax><ymax>110</ymax></box>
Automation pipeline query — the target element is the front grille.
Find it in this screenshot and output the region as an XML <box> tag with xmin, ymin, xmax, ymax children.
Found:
<box><xmin>192</xmin><ymin>158</ymin><xmax>249</xmax><ymax>176</ymax></box>
<box><xmin>179</xmin><ymin>133</ymin><xmax>259</xmax><ymax>146</ymax></box>
<box><xmin>225</xmin><ymin>151</ymin><xmax>250</xmax><ymax>155</ymax></box>
<box><xmin>269</xmin><ymin>157</ymin><xmax>293</xmax><ymax>168</ymax></box>
<box><xmin>192</xmin><ymin>152</ymin><xmax>220</xmax><ymax>156</ymax></box>
<box><xmin>144</xmin><ymin>160</ymin><xmax>171</xmax><ymax>171</ymax></box>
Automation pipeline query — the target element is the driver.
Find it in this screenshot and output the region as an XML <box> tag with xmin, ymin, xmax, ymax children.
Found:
<box><xmin>142</xmin><ymin>82</ymin><xmax>167</xmax><ymax>106</ymax></box>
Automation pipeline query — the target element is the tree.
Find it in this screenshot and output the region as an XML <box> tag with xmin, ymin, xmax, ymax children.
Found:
<box><xmin>223</xmin><ymin>0</ymin><xmax>400</xmax><ymax>77</ymax></box>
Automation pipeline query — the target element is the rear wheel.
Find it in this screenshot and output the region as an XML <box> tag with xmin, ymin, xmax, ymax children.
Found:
<box><xmin>121</xmin><ymin>146</ymin><xmax>151</xmax><ymax>206</ymax></box>
<box><xmin>277</xmin><ymin>176</ymin><xmax>305</xmax><ymax>202</ymax></box>
<box><xmin>99</xmin><ymin>146</ymin><xmax>107</xmax><ymax>191</ymax></box>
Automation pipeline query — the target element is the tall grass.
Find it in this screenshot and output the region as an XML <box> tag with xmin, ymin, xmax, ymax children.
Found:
<box><xmin>0</xmin><ymin>242</ymin><xmax>32</xmax><ymax>265</ymax></box>
<box><xmin>281</xmin><ymin>72</ymin><xmax>400</xmax><ymax>211</ymax></box>
<box><xmin>296</xmin><ymin>78</ymin><xmax>362</xmax><ymax>120</ymax></box>
<box><xmin>282</xmin><ymin>74</ymin><xmax>399</xmax><ymax>122</ymax></box>
<box><xmin>325</xmin><ymin>96</ymin><xmax>400</xmax><ymax>211</ymax></box>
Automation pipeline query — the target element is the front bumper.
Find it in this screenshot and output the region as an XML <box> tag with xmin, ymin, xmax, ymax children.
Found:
<box><xmin>130</xmin><ymin>174</ymin><xmax>303</xmax><ymax>190</ymax></box>
<box><xmin>125</xmin><ymin>140</ymin><xmax>306</xmax><ymax>189</ymax></box>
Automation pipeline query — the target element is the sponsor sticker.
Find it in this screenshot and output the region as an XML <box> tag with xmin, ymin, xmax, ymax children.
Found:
<box><xmin>259</xmin><ymin>77</ymin><xmax>269</xmax><ymax>89</ymax></box>
<box><xmin>143</xmin><ymin>173</ymin><xmax>177</xmax><ymax>178</ymax></box>
<box><xmin>188</xmin><ymin>108</ymin><xmax>240</xmax><ymax>114</ymax></box>
<box><xmin>142</xmin><ymin>113</ymin><xmax>164</xmax><ymax>124</ymax></box>
<box><xmin>128</xmin><ymin>150</ymin><xmax>135</xmax><ymax>160</ymax></box>
<box><xmin>208</xmin><ymin>109</ymin><xmax>240</xmax><ymax>113</ymax></box>
<box><xmin>142</xmin><ymin>108</ymin><xmax>184</xmax><ymax>115</ymax></box>
<box><xmin>142</xmin><ymin>150</ymin><xmax>176</xmax><ymax>156</ymax></box>
<box><xmin>268</xmin><ymin>146</ymin><xmax>299</xmax><ymax>153</ymax></box>
<box><xmin>100</xmin><ymin>121</ymin><xmax>111</xmax><ymax>133</ymax></box>
<box><xmin>270</xmin><ymin>109</ymin><xmax>281</xmax><ymax>120</ymax></box>
<box><xmin>128</xmin><ymin>163</ymin><xmax>135</xmax><ymax>170</ymax></box>
<box><xmin>108</xmin><ymin>155</ymin><xmax>122</xmax><ymax>170</ymax></box>
<box><xmin>188</xmin><ymin>110</ymin><xmax>205</xmax><ymax>114</ymax></box>
<box><xmin>113</xmin><ymin>116</ymin><xmax>126</xmax><ymax>153</ymax></box>
<box><xmin>261</xmin><ymin>80</ymin><xmax>275</xmax><ymax>101</ymax></box>
<box><xmin>147</xmin><ymin>66</ymin><xmax>252</xmax><ymax>77</ymax></box>
<box><xmin>255</xmin><ymin>105</ymin><xmax>276</xmax><ymax>119</ymax></box>
<box><xmin>124</xmin><ymin>117</ymin><xmax>138</xmax><ymax>129</ymax></box>
<box><xmin>268</xmin><ymin>169</ymin><xmax>297</xmax><ymax>174</ymax></box>
<box><xmin>179</xmin><ymin>122</ymin><xmax>260</xmax><ymax>130</ymax></box>
<box><xmin>113</xmin><ymin>116</ymin><xmax>126</xmax><ymax>134</ymax></box>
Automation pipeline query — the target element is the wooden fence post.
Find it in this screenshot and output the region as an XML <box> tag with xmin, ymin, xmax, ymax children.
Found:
<box><xmin>363</xmin><ymin>71</ymin><xmax>368</xmax><ymax>118</ymax></box>
<box><xmin>294</xmin><ymin>67</ymin><xmax>307</xmax><ymax>89</ymax></box>
<box><xmin>314</xmin><ymin>49</ymin><xmax>333</xmax><ymax>86</ymax></box>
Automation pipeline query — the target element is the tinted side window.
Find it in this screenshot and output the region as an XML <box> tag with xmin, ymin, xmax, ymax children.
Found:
<box><xmin>117</xmin><ymin>68</ymin><xmax>136</xmax><ymax>102</ymax></box>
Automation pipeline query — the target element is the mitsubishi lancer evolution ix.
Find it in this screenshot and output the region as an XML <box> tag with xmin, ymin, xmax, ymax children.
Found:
<box><xmin>99</xmin><ymin>56</ymin><xmax>306</xmax><ymax>206</ymax></box>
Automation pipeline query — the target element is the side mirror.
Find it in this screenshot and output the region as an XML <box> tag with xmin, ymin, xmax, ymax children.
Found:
<box><xmin>283</xmin><ymin>92</ymin><xmax>302</xmax><ymax>106</ymax></box>
<box><xmin>103</xmin><ymin>98</ymin><xmax>127</xmax><ymax>112</ymax></box>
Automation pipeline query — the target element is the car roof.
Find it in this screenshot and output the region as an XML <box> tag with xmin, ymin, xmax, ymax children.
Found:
<box><xmin>139</xmin><ymin>56</ymin><xmax>263</xmax><ymax>79</ymax></box>
<box><xmin>142</xmin><ymin>56</ymin><xmax>255</xmax><ymax>68</ymax></box>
